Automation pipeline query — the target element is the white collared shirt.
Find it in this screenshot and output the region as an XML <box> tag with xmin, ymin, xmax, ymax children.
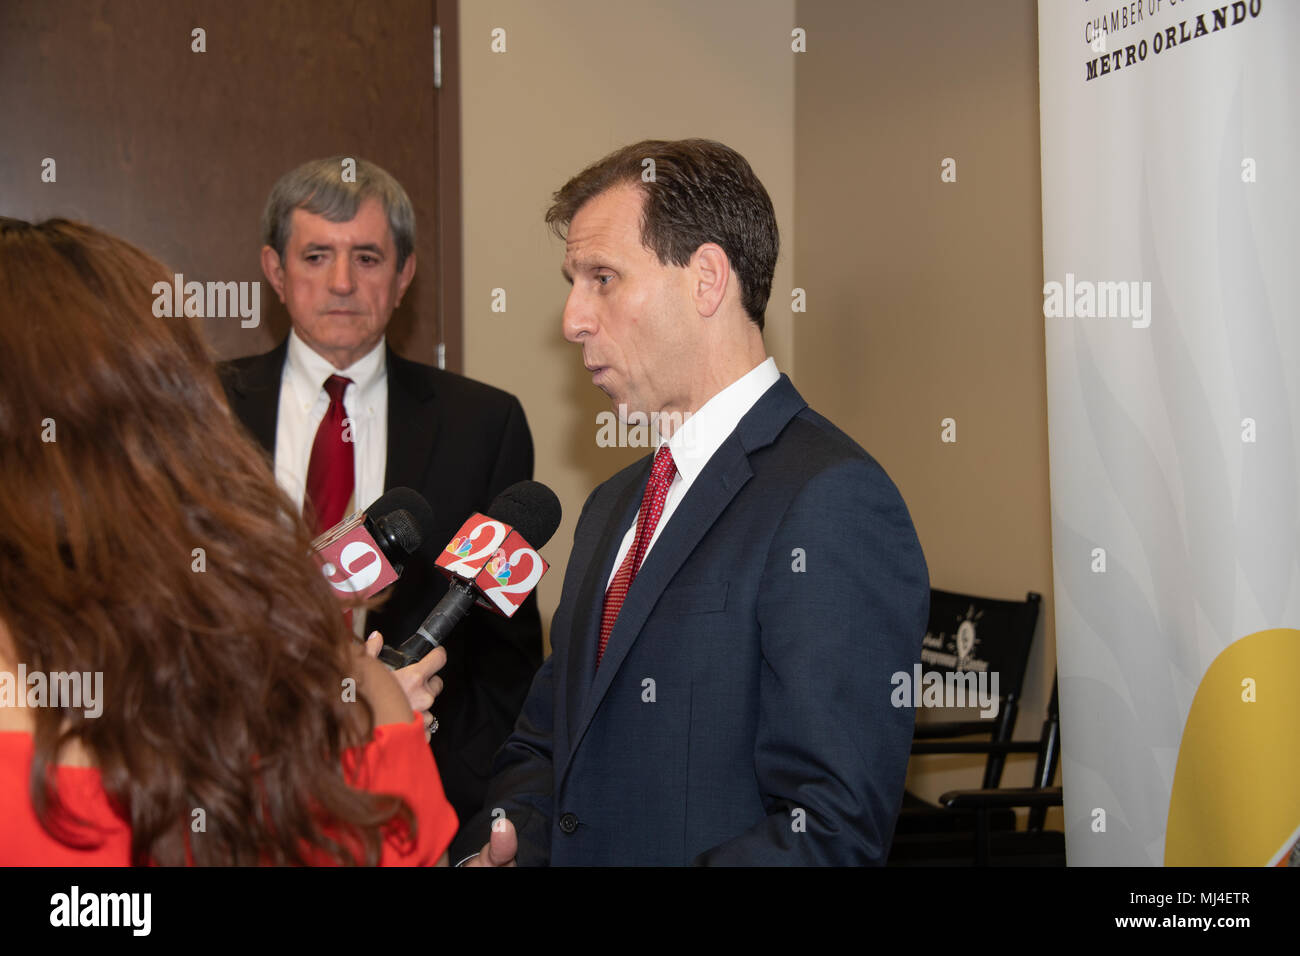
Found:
<box><xmin>275</xmin><ymin>329</ymin><xmax>388</xmax><ymax>518</ymax></box>
<box><xmin>606</xmin><ymin>357</ymin><xmax>781</xmax><ymax>589</ymax></box>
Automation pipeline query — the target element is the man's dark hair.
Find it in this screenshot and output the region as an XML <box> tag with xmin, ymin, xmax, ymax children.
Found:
<box><xmin>545</xmin><ymin>139</ymin><xmax>778</xmax><ymax>330</ymax></box>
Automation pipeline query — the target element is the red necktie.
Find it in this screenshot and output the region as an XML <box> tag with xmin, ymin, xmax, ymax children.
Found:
<box><xmin>597</xmin><ymin>445</ymin><xmax>676</xmax><ymax>667</ymax></box>
<box><xmin>304</xmin><ymin>374</ymin><xmax>354</xmax><ymax>536</ymax></box>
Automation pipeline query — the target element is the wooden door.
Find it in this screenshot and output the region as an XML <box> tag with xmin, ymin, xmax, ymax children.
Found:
<box><xmin>0</xmin><ymin>0</ymin><xmax>462</xmax><ymax>370</ymax></box>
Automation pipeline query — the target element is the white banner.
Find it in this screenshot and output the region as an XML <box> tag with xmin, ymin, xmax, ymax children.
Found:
<box><xmin>1038</xmin><ymin>0</ymin><xmax>1300</xmax><ymax>865</ymax></box>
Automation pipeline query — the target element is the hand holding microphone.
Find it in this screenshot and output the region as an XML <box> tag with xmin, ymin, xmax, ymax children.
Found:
<box><xmin>311</xmin><ymin>487</ymin><xmax>450</xmax><ymax>726</ymax></box>
<box><xmin>363</xmin><ymin>631</ymin><xmax>445</xmax><ymax>739</ymax></box>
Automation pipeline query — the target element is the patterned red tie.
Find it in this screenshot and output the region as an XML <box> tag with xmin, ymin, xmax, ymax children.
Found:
<box><xmin>597</xmin><ymin>445</ymin><xmax>676</xmax><ymax>667</ymax></box>
<box><xmin>304</xmin><ymin>374</ymin><xmax>354</xmax><ymax>536</ymax></box>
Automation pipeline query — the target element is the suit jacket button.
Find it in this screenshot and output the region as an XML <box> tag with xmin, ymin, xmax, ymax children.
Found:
<box><xmin>558</xmin><ymin>812</ymin><xmax>579</xmax><ymax>834</ymax></box>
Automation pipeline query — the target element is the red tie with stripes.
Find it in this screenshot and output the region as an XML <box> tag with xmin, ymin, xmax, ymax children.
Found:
<box><xmin>597</xmin><ymin>445</ymin><xmax>677</xmax><ymax>667</ymax></box>
<box><xmin>304</xmin><ymin>374</ymin><xmax>354</xmax><ymax>536</ymax></box>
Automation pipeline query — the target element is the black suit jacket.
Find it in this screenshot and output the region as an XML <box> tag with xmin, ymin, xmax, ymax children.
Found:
<box><xmin>452</xmin><ymin>375</ymin><xmax>930</xmax><ymax>864</ymax></box>
<box><xmin>218</xmin><ymin>339</ymin><xmax>545</xmax><ymax>825</ymax></box>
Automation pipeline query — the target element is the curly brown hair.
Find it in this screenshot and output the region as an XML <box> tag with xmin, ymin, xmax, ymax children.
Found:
<box><xmin>0</xmin><ymin>217</ymin><xmax>411</xmax><ymax>864</ymax></box>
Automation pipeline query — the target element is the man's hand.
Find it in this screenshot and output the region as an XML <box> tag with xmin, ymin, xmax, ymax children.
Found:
<box><xmin>363</xmin><ymin>631</ymin><xmax>446</xmax><ymax>740</ymax></box>
<box><xmin>463</xmin><ymin>817</ymin><xmax>518</xmax><ymax>867</ymax></box>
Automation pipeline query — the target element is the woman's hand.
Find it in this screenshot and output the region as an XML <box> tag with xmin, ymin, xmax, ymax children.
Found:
<box><xmin>363</xmin><ymin>631</ymin><xmax>447</xmax><ymax>740</ymax></box>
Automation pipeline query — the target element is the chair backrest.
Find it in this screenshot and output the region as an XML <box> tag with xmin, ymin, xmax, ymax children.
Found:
<box><xmin>922</xmin><ymin>588</ymin><xmax>1042</xmax><ymax>786</ymax></box>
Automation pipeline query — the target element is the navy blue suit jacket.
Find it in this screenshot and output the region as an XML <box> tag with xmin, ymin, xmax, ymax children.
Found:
<box><xmin>452</xmin><ymin>375</ymin><xmax>929</xmax><ymax>865</ymax></box>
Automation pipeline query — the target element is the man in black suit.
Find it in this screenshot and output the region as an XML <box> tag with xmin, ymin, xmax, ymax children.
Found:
<box><xmin>219</xmin><ymin>157</ymin><xmax>544</xmax><ymax>825</ymax></box>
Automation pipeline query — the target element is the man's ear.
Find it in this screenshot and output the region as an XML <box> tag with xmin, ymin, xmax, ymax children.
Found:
<box><xmin>689</xmin><ymin>243</ymin><xmax>729</xmax><ymax>319</ymax></box>
<box><xmin>260</xmin><ymin>245</ymin><xmax>287</xmax><ymax>303</ymax></box>
<box><xmin>395</xmin><ymin>252</ymin><xmax>417</xmax><ymax>306</ymax></box>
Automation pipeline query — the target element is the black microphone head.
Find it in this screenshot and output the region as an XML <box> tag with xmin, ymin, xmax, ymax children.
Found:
<box><xmin>487</xmin><ymin>480</ymin><xmax>562</xmax><ymax>551</ymax></box>
<box><xmin>366</xmin><ymin>487</ymin><xmax>435</xmax><ymax>557</ymax></box>
<box><xmin>377</xmin><ymin>509</ymin><xmax>422</xmax><ymax>554</ymax></box>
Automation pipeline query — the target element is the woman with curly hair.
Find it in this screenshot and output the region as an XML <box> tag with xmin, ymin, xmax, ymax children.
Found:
<box><xmin>0</xmin><ymin>217</ymin><xmax>455</xmax><ymax>865</ymax></box>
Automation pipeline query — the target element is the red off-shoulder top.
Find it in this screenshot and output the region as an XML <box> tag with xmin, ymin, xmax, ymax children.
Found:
<box><xmin>0</xmin><ymin>712</ymin><xmax>457</xmax><ymax>865</ymax></box>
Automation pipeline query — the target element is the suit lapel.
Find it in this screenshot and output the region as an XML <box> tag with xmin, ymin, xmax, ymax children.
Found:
<box><xmin>563</xmin><ymin>441</ymin><xmax>753</xmax><ymax>770</ymax></box>
<box><xmin>559</xmin><ymin>468</ymin><xmax>645</xmax><ymax>775</ymax></box>
<box><xmin>559</xmin><ymin>375</ymin><xmax>809</xmax><ymax>781</ymax></box>
<box><xmin>382</xmin><ymin>345</ymin><xmax>439</xmax><ymax>493</ymax></box>
<box><xmin>224</xmin><ymin>338</ymin><xmax>288</xmax><ymax>456</ymax></box>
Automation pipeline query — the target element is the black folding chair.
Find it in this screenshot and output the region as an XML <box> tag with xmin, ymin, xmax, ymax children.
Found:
<box><xmin>933</xmin><ymin>677</ymin><xmax>1064</xmax><ymax>864</ymax></box>
<box><xmin>892</xmin><ymin>677</ymin><xmax>1064</xmax><ymax>866</ymax></box>
<box><xmin>889</xmin><ymin>589</ymin><xmax>1041</xmax><ymax>850</ymax></box>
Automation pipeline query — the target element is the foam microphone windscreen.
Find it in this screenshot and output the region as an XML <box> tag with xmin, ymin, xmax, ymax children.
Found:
<box><xmin>368</xmin><ymin>486</ymin><xmax>436</xmax><ymax>556</ymax></box>
<box><xmin>487</xmin><ymin>480</ymin><xmax>562</xmax><ymax>551</ymax></box>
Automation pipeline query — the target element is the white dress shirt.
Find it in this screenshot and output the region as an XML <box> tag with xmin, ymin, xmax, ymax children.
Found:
<box><xmin>606</xmin><ymin>357</ymin><xmax>781</xmax><ymax>588</ymax></box>
<box><xmin>275</xmin><ymin>329</ymin><xmax>388</xmax><ymax>517</ymax></box>
<box><xmin>276</xmin><ymin>331</ymin><xmax>388</xmax><ymax>636</ymax></box>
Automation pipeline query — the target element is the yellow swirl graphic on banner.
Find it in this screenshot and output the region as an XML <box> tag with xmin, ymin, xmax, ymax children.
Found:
<box><xmin>1166</xmin><ymin>628</ymin><xmax>1300</xmax><ymax>866</ymax></box>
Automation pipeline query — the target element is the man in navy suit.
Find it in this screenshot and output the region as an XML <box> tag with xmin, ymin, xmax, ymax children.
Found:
<box><xmin>455</xmin><ymin>139</ymin><xmax>929</xmax><ymax>866</ymax></box>
<box><xmin>219</xmin><ymin>157</ymin><xmax>543</xmax><ymax>826</ymax></box>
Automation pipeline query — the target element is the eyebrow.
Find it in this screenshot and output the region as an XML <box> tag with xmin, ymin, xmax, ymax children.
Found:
<box><xmin>302</xmin><ymin>242</ymin><xmax>386</xmax><ymax>255</ymax></box>
<box><xmin>561</xmin><ymin>258</ymin><xmax>603</xmax><ymax>284</ymax></box>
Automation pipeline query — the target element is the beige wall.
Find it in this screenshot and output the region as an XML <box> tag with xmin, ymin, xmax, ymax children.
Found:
<box><xmin>460</xmin><ymin>0</ymin><xmax>1056</xmax><ymax>816</ymax></box>
<box><xmin>793</xmin><ymin>0</ymin><xmax>1058</xmax><ymax>806</ymax></box>
<box><xmin>459</xmin><ymin>0</ymin><xmax>796</xmax><ymax>640</ymax></box>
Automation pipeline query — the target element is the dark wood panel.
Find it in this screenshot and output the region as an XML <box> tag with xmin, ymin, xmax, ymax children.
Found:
<box><xmin>0</xmin><ymin>0</ymin><xmax>457</xmax><ymax>369</ymax></box>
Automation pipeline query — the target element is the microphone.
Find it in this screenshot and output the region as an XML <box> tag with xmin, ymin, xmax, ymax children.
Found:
<box><xmin>379</xmin><ymin>481</ymin><xmax>562</xmax><ymax>669</ymax></box>
<box><xmin>311</xmin><ymin>487</ymin><xmax>435</xmax><ymax>604</ymax></box>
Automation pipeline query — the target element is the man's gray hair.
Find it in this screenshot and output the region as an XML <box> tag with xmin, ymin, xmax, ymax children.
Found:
<box><xmin>261</xmin><ymin>157</ymin><xmax>416</xmax><ymax>269</ymax></box>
